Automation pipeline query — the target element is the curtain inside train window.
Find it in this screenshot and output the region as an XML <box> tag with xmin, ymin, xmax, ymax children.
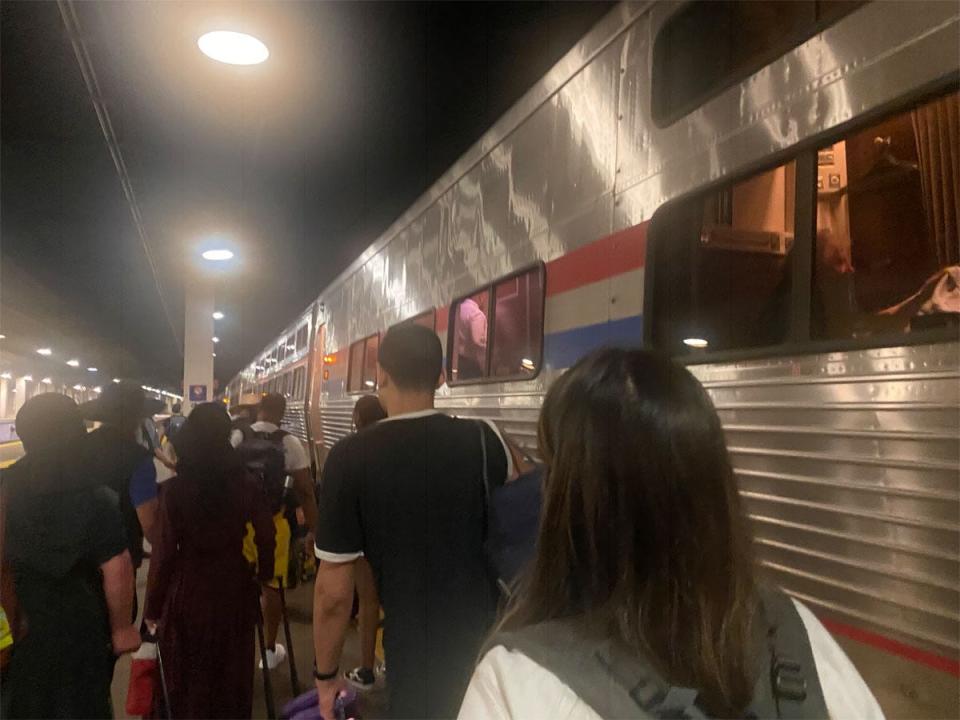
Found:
<box><xmin>813</xmin><ymin>90</ymin><xmax>959</xmax><ymax>339</ymax></box>
<box><xmin>650</xmin><ymin>161</ymin><xmax>796</xmax><ymax>355</ymax></box>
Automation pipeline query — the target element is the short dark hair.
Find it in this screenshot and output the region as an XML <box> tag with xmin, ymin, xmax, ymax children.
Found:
<box><xmin>353</xmin><ymin>395</ymin><xmax>387</xmax><ymax>430</ymax></box>
<box><xmin>378</xmin><ymin>324</ymin><xmax>442</xmax><ymax>392</ymax></box>
<box><xmin>172</xmin><ymin>402</ymin><xmax>182</xmax><ymax>414</ymax></box>
<box><xmin>259</xmin><ymin>392</ymin><xmax>286</xmax><ymax>419</ymax></box>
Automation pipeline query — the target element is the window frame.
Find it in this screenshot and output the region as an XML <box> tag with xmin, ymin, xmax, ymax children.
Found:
<box><xmin>445</xmin><ymin>262</ymin><xmax>547</xmax><ymax>387</ymax></box>
<box><xmin>651</xmin><ymin>1</ymin><xmax>864</xmax><ymax>128</ymax></box>
<box><xmin>644</xmin><ymin>84</ymin><xmax>960</xmax><ymax>365</ymax></box>
<box><xmin>346</xmin><ymin>332</ymin><xmax>381</xmax><ymax>394</ymax></box>
<box><xmin>392</xmin><ymin>308</ymin><xmax>437</xmax><ymax>333</ymax></box>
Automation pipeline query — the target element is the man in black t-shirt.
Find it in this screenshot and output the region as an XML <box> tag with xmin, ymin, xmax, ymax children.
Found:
<box><xmin>313</xmin><ymin>324</ymin><xmax>510</xmax><ymax>719</ymax></box>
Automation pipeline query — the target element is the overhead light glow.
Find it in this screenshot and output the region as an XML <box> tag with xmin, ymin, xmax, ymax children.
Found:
<box><xmin>212</xmin><ymin>336</ymin><xmax>220</xmax><ymax>343</ymax></box>
<box><xmin>212</xmin><ymin>352</ymin><xmax>217</xmax><ymax>357</ymax></box>
<box><xmin>201</xmin><ymin>249</ymin><xmax>234</xmax><ymax>262</ymax></box>
<box><xmin>683</xmin><ymin>337</ymin><xmax>709</xmax><ymax>349</ymax></box>
<box><xmin>364</xmin><ymin>380</ymin><xmax>375</xmax><ymax>388</ymax></box>
<box><xmin>21</xmin><ymin>375</ymin><xmax>33</xmax><ymax>382</ymax></box>
<box><xmin>0</xmin><ymin>334</ymin><xmax>6</xmax><ymax>340</ymax></box>
<box><xmin>41</xmin><ymin>377</ymin><xmax>52</xmax><ymax>384</ymax></box>
<box><xmin>87</xmin><ymin>367</ymin><xmax>98</xmax><ymax>372</ymax></box>
<box><xmin>0</xmin><ymin>372</ymin><xmax>11</xmax><ymax>379</ymax></box>
<box><xmin>36</xmin><ymin>347</ymin><xmax>52</xmax><ymax>356</ymax></box>
<box><xmin>67</xmin><ymin>359</ymin><xmax>80</xmax><ymax>367</ymax></box>
<box><xmin>212</xmin><ymin>311</ymin><xmax>225</xmax><ymax>320</ymax></box>
<box><xmin>198</xmin><ymin>31</ymin><xmax>269</xmax><ymax>66</ymax></box>
<box><xmin>73</xmin><ymin>384</ymin><xmax>84</xmax><ymax>391</ymax></box>
<box><xmin>112</xmin><ymin>378</ymin><xmax>121</xmax><ymax>383</ymax></box>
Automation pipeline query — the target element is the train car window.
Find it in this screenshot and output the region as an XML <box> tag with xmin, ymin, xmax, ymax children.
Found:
<box><xmin>491</xmin><ymin>269</ymin><xmax>545</xmax><ymax>379</ymax></box>
<box><xmin>449</xmin><ymin>264</ymin><xmax>545</xmax><ymax>384</ymax></box>
<box><xmin>293</xmin><ymin>366</ymin><xmax>305</xmax><ymax>399</ymax></box>
<box><xmin>813</xmin><ymin>91</ymin><xmax>959</xmax><ymax>340</ymax></box>
<box><xmin>652</xmin><ymin>1</ymin><xmax>862</xmax><ymax>126</ymax></box>
<box><xmin>347</xmin><ymin>339</ymin><xmax>366</xmax><ymax>393</ymax></box>
<box><xmin>362</xmin><ymin>335</ymin><xmax>380</xmax><ymax>390</ymax></box>
<box><xmin>650</xmin><ymin>161</ymin><xmax>797</xmax><ymax>355</ymax></box>
<box><xmin>296</xmin><ymin>324</ymin><xmax>309</xmax><ymax>352</ymax></box>
<box><xmin>286</xmin><ymin>334</ymin><xmax>296</xmax><ymax>358</ymax></box>
<box><xmin>347</xmin><ymin>333</ymin><xmax>380</xmax><ymax>393</ymax></box>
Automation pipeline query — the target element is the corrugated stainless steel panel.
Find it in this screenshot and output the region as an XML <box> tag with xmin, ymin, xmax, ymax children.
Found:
<box><xmin>689</xmin><ymin>342</ymin><xmax>960</xmax><ymax>656</ymax></box>
<box><xmin>319</xmin><ymin>399</ymin><xmax>355</xmax><ymax>449</ymax></box>
<box><xmin>281</xmin><ymin>400</ymin><xmax>309</xmax><ymax>444</ymax></box>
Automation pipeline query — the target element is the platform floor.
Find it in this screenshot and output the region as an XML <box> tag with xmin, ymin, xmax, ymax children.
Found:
<box><xmin>112</xmin><ymin>564</ymin><xmax>957</xmax><ymax>720</ymax></box>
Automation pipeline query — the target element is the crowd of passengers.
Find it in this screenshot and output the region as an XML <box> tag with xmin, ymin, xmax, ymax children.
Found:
<box><xmin>0</xmin><ymin>323</ymin><xmax>883</xmax><ymax>719</ymax></box>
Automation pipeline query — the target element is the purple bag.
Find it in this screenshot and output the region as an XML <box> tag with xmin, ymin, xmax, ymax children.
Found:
<box><xmin>281</xmin><ymin>688</ymin><xmax>360</xmax><ymax>720</ymax></box>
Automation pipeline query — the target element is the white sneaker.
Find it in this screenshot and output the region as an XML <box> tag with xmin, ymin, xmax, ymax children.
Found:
<box><xmin>259</xmin><ymin>643</ymin><xmax>286</xmax><ymax>670</ymax></box>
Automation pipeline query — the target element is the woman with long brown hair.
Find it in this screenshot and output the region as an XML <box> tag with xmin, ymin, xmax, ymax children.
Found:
<box><xmin>458</xmin><ymin>348</ymin><xmax>881</xmax><ymax>720</ymax></box>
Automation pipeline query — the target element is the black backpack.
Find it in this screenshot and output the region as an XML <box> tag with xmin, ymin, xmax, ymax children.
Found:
<box><xmin>493</xmin><ymin>586</ymin><xmax>828</xmax><ymax>720</ymax></box>
<box><xmin>238</xmin><ymin>428</ymin><xmax>288</xmax><ymax>513</ymax></box>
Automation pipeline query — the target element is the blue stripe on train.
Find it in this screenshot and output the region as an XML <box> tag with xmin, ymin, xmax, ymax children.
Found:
<box><xmin>543</xmin><ymin>314</ymin><xmax>644</xmax><ymax>371</ymax></box>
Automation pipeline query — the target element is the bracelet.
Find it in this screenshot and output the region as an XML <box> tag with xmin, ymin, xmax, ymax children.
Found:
<box><xmin>313</xmin><ymin>664</ymin><xmax>339</xmax><ymax>681</ymax></box>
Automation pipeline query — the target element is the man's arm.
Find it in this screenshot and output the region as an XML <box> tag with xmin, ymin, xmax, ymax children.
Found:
<box><xmin>101</xmin><ymin>550</ymin><xmax>141</xmax><ymax>655</ymax></box>
<box><xmin>313</xmin><ymin>560</ymin><xmax>356</xmax><ymax>716</ymax></box>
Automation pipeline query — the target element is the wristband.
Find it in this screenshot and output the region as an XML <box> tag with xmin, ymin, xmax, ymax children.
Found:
<box><xmin>313</xmin><ymin>664</ymin><xmax>339</xmax><ymax>681</ymax></box>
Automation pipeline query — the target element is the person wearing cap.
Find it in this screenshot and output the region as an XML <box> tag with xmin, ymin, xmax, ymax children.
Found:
<box><xmin>82</xmin><ymin>382</ymin><xmax>164</xmax><ymax>614</ymax></box>
<box><xmin>1</xmin><ymin>393</ymin><xmax>141</xmax><ymax>718</ymax></box>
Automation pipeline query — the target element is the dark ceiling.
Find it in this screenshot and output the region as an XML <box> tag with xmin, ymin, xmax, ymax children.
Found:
<box><xmin>1</xmin><ymin>0</ymin><xmax>612</xmax><ymax>389</ymax></box>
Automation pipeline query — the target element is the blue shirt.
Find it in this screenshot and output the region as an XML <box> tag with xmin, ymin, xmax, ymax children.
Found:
<box><xmin>128</xmin><ymin>456</ymin><xmax>158</xmax><ymax>508</ymax></box>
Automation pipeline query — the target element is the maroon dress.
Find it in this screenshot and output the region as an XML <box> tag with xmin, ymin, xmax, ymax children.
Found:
<box><xmin>145</xmin><ymin>472</ymin><xmax>275</xmax><ymax>719</ymax></box>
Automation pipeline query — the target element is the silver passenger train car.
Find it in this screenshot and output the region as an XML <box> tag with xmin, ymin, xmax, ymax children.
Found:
<box><xmin>228</xmin><ymin>0</ymin><xmax>959</xmax><ymax>688</ymax></box>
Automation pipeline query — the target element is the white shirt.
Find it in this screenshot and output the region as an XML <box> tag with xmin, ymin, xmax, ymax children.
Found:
<box><xmin>458</xmin><ymin>600</ymin><xmax>884</xmax><ymax>720</ymax></box>
<box><xmin>230</xmin><ymin>420</ymin><xmax>309</xmax><ymax>472</ymax></box>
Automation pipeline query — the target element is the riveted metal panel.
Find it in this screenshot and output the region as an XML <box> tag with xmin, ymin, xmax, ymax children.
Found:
<box><xmin>550</xmin><ymin>39</ymin><xmax>621</xmax><ymax>227</ymax></box>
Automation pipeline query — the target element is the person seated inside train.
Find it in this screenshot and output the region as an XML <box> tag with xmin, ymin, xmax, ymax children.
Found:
<box><xmin>312</xmin><ymin>323</ymin><xmax>512</xmax><ymax>720</ymax></box>
<box><xmin>230</xmin><ymin>392</ymin><xmax>316</xmax><ymax>671</ymax></box>
<box><xmin>458</xmin><ymin>348</ymin><xmax>884</xmax><ymax>720</ymax></box>
<box><xmin>455</xmin><ymin>292</ymin><xmax>488</xmax><ymax>380</ymax></box>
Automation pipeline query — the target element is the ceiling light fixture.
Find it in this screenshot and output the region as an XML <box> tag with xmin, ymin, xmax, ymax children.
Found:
<box><xmin>0</xmin><ymin>372</ymin><xmax>11</xmax><ymax>379</ymax></box>
<box><xmin>36</xmin><ymin>347</ymin><xmax>52</xmax><ymax>356</ymax></box>
<box><xmin>22</xmin><ymin>375</ymin><xmax>33</xmax><ymax>382</ymax></box>
<box><xmin>41</xmin><ymin>377</ymin><xmax>52</xmax><ymax>384</ymax></box>
<box><xmin>198</xmin><ymin>30</ymin><xmax>269</xmax><ymax>66</ymax></box>
<box><xmin>73</xmin><ymin>384</ymin><xmax>84</xmax><ymax>391</ymax></box>
<box><xmin>201</xmin><ymin>249</ymin><xmax>234</xmax><ymax>262</ymax></box>
<box><xmin>0</xmin><ymin>334</ymin><xmax>6</xmax><ymax>340</ymax></box>
<box><xmin>682</xmin><ymin>337</ymin><xmax>709</xmax><ymax>349</ymax></box>
<box><xmin>112</xmin><ymin>378</ymin><xmax>121</xmax><ymax>383</ymax></box>
<box><xmin>67</xmin><ymin>359</ymin><xmax>80</xmax><ymax>367</ymax></box>
<box><xmin>212</xmin><ymin>336</ymin><xmax>220</xmax><ymax>343</ymax></box>
<box><xmin>87</xmin><ymin>367</ymin><xmax>98</xmax><ymax>372</ymax></box>
<box><xmin>212</xmin><ymin>311</ymin><xmax>225</xmax><ymax>320</ymax></box>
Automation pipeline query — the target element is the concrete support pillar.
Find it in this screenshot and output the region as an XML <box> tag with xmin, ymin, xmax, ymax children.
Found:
<box><xmin>13</xmin><ymin>378</ymin><xmax>27</xmax><ymax>416</ymax></box>
<box><xmin>0</xmin><ymin>378</ymin><xmax>8</xmax><ymax>419</ymax></box>
<box><xmin>183</xmin><ymin>283</ymin><xmax>215</xmax><ymax>415</ymax></box>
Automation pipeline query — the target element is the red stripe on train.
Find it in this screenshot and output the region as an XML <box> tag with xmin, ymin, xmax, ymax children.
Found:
<box><xmin>819</xmin><ymin>617</ymin><xmax>960</xmax><ymax>677</ymax></box>
<box><xmin>545</xmin><ymin>222</ymin><xmax>647</xmax><ymax>298</ymax></box>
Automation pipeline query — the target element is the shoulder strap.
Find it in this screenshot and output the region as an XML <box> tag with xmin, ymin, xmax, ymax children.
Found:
<box><xmin>496</xmin><ymin>619</ymin><xmax>705</xmax><ymax>719</ymax></box>
<box><xmin>747</xmin><ymin>588</ymin><xmax>829</xmax><ymax>720</ymax></box>
<box><xmin>268</xmin><ymin>428</ymin><xmax>288</xmax><ymax>444</ymax></box>
<box><xmin>476</xmin><ymin>420</ymin><xmax>489</xmax><ymax>500</ymax></box>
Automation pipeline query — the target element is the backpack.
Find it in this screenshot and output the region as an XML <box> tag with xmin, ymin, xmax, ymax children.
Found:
<box><xmin>493</xmin><ymin>586</ymin><xmax>828</xmax><ymax>720</ymax></box>
<box><xmin>238</xmin><ymin>429</ymin><xmax>288</xmax><ymax>513</ymax></box>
